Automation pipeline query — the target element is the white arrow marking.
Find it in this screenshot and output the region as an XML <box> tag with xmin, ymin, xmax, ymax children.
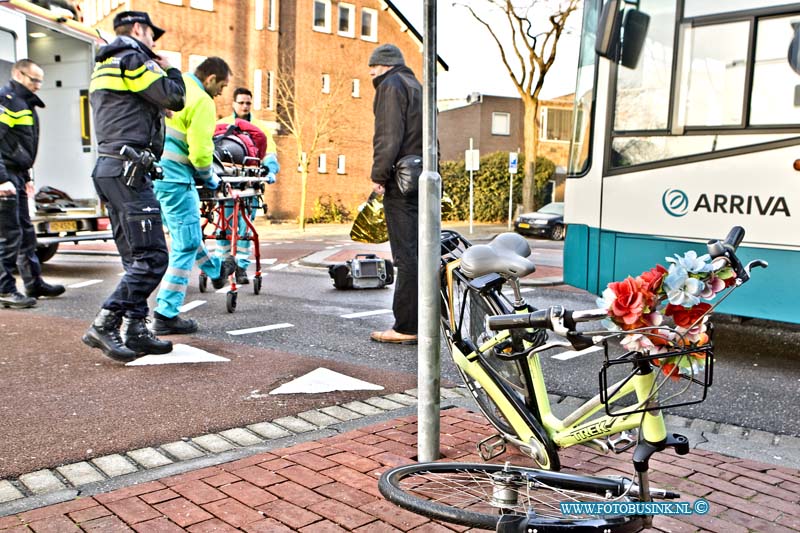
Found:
<box><xmin>227</xmin><ymin>323</ymin><xmax>294</xmax><ymax>336</ymax></box>
<box><xmin>270</xmin><ymin>367</ymin><xmax>384</xmax><ymax>394</ymax></box>
<box><xmin>126</xmin><ymin>344</ymin><xmax>229</xmax><ymax>366</ymax></box>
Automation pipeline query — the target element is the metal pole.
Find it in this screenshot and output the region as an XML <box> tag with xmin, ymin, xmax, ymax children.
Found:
<box><xmin>418</xmin><ymin>0</ymin><xmax>441</xmax><ymax>462</ymax></box>
<box><xmin>508</xmin><ymin>172</ymin><xmax>513</xmax><ymax>230</ymax></box>
<box><xmin>469</xmin><ymin>137</ymin><xmax>474</xmax><ymax>234</ymax></box>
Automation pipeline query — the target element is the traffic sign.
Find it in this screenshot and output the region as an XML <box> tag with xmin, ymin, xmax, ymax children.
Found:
<box><xmin>509</xmin><ymin>152</ymin><xmax>518</xmax><ymax>174</ymax></box>
<box><xmin>465</xmin><ymin>149</ymin><xmax>480</xmax><ymax>171</ymax></box>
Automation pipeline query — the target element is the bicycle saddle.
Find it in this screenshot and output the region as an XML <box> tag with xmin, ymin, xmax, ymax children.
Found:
<box><xmin>459</xmin><ymin>233</ymin><xmax>535</xmax><ymax>279</ymax></box>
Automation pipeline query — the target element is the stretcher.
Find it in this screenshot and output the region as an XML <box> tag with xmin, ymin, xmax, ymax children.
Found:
<box><xmin>197</xmin><ymin>162</ymin><xmax>269</xmax><ymax>313</ymax></box>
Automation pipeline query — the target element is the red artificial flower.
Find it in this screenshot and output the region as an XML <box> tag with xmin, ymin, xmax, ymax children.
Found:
<box><xmin>653</xmin><ymin>360</ymin><xmax>682</xmax><ymax>381</ymax></box>
<box><xmin>664</xmin><ymin>303</ymin><xmax>712</xmax><ymax>328</ymax></box>
<box><xmin>638</xmin><ymin>264</ymin><xmax>668</xmax><ymax>295</ymax></box>
<box><xmin>607</xmin><ymin>276</ymin><xmax>646</xmax><ymax>326</ymax></box>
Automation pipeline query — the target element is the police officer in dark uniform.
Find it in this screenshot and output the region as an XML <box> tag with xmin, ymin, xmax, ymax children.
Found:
<box><xmin>82</xmin><ymin>11</ymin><xmax>186</xmax><ymax>362</ymax></box>
<box><xmin>0</xmin><ymin>59</ymin><xmax>66</xmax><ymax>309</ymax></box>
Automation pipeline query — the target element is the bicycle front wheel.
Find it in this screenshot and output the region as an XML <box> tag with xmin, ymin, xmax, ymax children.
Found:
<box><xmin>379</xmin><ymin>462</ymin><xmax>645</xmax><ymax>532</ymax></box>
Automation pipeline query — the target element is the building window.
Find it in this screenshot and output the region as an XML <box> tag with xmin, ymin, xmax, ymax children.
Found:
<box><xmin>298</xmin><ymin>152</ymin><xmax>308</xmax><ymax>171</ymax></box>
<box><xmin>361</xmin><ymin>7</ymin><xmax>377</xmax><ymax>42</ymax></box>
<box><xmin>338</xmin><ymin>3</ymin><xmax>355</xmax><ymax>37</ymax></box>
<box><xmin>253</xmin><ymin>69</ymin><xmax>263</xmax><ymax>111</ymax></box>
<box><xmin>189</xmin><ymin>0</ymin><xmax>213</xmax><ymax>10</ymax></box>
<box><xmin>542</xmin><ymin>107</ymin><xmax>572</xmax><ymax>141</ymax></box>
<box><xmin>158</xmin><ymin>50</ymin><xmax>182</xmax><ymax>71</ymax></box>
<box><xmin>313</xmin><ymin>0</ymin><xmax>331</xmax><ymax>33</ymax></box>
<box><xmin>267</xmin><ymin>71</ymin><xmax>275</xmax><ymax>110</ymax></box>
<box><xmin>268</xmin><ymin>0</ymin><xmax>277</xmax><ymax>30</ymax></box>
<box><xmin>159</xmin><ymin>0</ymin><xmax>182</xmax><ymax>5</ymax></box>
<box><xmin>351</xmin><ymin>78</ymin><xmax>360</xmax><ymax>98</ymax></box>
<box><xmin>255</xmin><ymin>0</ymin><xmax>264</xmax><ymax>30</ymax></box>
<box><xmin>318</xmin><ymin>154</ymin><xmax>327</xmax><ymax>173</ymax></box>
<box><xmin>188</xmin><ymin>54</ymin><xmax>207</xmax><ymax>73</ymax></box>
<box><xmin>337</xmin><ymin>155</ymin><xmax>346</xmax><ymax>174</ymax></box>
<box><xmin>321</xmin><ymin>73</ymin><xmax>330</xmax><ymax>94</ymax></box>
<box><xmin>491</xmin><ymin>112</ymin><xmax>511</xmax><ymax>136</ymax></box>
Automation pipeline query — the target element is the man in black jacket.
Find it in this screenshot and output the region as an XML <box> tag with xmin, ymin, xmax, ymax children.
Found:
<box><xmin>0</xmin><ymin>59</ymin><xmax>66</xmax><ymax>310</ymax></box>
<box><xmin>82</xmin><ymin>11</ymin><xmax>186</xmax><ymax>362</ymax></box>
<box><xmin>367</xmin><ymin>44</ymin><xmax>422</xmax><ymax>345</ymax></box>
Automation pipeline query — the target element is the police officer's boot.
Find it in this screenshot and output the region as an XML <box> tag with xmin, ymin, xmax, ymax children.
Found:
<box><xmin>121</xmin><ymin>317</ymin><xmax>173</xmax><ymax>355</ymax></box>
<box><xmin>82</xmin><ymin>309</ymin><xmax>138</xmax><ymax>362</ymax></box>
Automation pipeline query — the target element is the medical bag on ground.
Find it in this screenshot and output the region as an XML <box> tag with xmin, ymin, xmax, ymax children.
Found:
<box><xmin>213</xmin><ymin>119</ymin><xmax>267</xmax><ymax>166</ymax></box>
<box><xmin>328</xmin><ymin>254</ymin><xmax>394</xmax><ymax>290</ymax></box>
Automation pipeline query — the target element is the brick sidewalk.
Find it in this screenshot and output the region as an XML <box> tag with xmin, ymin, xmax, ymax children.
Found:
<box><xmin>1</xmin><ymin>408</ymin><xmax>798</xmax><ymax>532</ymax></box>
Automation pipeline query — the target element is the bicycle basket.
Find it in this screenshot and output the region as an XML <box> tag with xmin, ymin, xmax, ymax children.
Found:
<box><xmin>441</xmin><ymin>230</ymin><xmax>470</xmax><ymax>265</ymax></box>
<box><xmin>598</xmin><ymin>341</ymin><xmax>714</xmax><ymax>417</ymax></box>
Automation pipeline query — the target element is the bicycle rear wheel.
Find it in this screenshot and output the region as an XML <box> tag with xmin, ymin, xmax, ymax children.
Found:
<box><xmin>379</xmin><ymin>462</ymin><xmax>645</xmax><ymax>532</ymax></box>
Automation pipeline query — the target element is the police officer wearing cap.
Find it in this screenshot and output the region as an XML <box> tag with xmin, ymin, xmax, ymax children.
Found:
<box><xmin>82</xmin><ymin>11</ymin><xmax>186</xmax><ymax>363</ymax></box>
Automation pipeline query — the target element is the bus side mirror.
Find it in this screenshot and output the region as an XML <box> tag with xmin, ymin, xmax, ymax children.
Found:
<box><xmin>596</xmin><ymin>0</ymin><xmax>650</xmax><ymax>70</ymax></box>
<box><xmin>595</xmin><ymin>0</ymin><xmax>622</xmax><ymax>60</ymax></box>
<box><xmin>620</xmin><ymin>10</ymin><xmax>649</xmax><ymax>69</ymax></box>
<box><xmin>787</xmin><ymin>22</ymin><xmax>800</xmax><ymax>75</ymax></box>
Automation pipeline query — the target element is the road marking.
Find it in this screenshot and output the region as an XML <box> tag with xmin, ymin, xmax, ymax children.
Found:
<box><xmin>551</xmin><ymin>345</ymin><xmax>603</xmax><ymax>361</ymax></box>
<box><xmin>127</xmin><ymin>343</ymin><xmax>229</xmax><ymax>366</ymax></box>
<box><xmin>262</xmin><ymin>258</ymin><xmax>278</xmax><ymax>265</ymax></box>
<box><xmin>270</xmin><ymin>367</ymin><xmax>384</xmax><ymax>394</ymax></box>
<box><xmin>270</xmin><ymin>263</ymin><xmax>288</xmax><ymax>271</ymax></box>
<box><xmin>215</xmin><ymin>286</ymin><xmax>229</xmax><ymax>294</ymax></box>
<box><xmin>179</xmin><ymin>300</ymin><xmax>206</xmax><ymax>313</ymax></box>
<box><xmin>68</xmin><ymin>279</ymin><xmax>104</xmax><ymax>288</ymax></box>
<box><xmin>341</xmin><ymin>309</ymin><xmax>393</xmax><ymax>319</ymax></box>
<box><xmin>291</xmin><ymin>261</ymin><xmax>301</xmax><ymax>267</ymax></box>
<box><xmin>227</xmin><ymin>323</ymin><xmax>294</xmax><ymax>336</ymax></box>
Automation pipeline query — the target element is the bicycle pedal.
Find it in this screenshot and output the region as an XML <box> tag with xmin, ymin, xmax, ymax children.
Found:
<box><xmin>477</xmin><ymin>434</ymin><xmax>507</xmax><ymax>460</ymax></box>
<box><xmin>607</xmin><ymin>430</ymin><xmax>638</xmax><ymax>453</ymax></box>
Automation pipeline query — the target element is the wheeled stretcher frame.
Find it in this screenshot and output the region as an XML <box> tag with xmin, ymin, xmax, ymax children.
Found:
<box><xmin>197</xmin><ymin>163</ymin><xmax>268</xmax><ymax>313</ymax></box>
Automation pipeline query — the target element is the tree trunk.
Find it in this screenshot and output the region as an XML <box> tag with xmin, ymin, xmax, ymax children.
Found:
<box><xmin>521</xmin><ymin>100</ymin><xmax>540</xmax><ymax>213</ymax></box>
<box><xmin>299</xmin><ymin>167</ymin><xmax>308</xmax><ymax>231</ymax></box>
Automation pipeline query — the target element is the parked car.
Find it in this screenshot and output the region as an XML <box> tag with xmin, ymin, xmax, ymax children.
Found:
<box><xmin>514</xmin><ymin>202</ymin><xmax>566</xmax><ymax>240</ymax></box>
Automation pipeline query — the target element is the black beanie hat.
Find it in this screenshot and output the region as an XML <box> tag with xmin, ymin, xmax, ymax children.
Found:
<box><xmin>368</xmin><ymin>44</ymin><xmax>405</xmax><ymax>67</ymax></box>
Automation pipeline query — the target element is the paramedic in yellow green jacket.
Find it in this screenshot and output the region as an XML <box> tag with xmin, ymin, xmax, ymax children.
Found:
<box><xmin>152</xmin><ymin>57</ymin><xmax>236</xmax><ymax>336</ymax></box>
<box><xmin>217</xmin><ymin>87</ymin><xmax>280</xmax><ymax>284</ymax></box>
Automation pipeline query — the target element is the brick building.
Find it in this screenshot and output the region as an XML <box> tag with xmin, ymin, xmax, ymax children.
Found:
<box><xmin>78</xmin><ymin>0</ymin><xmax>434</xmax><ymax>219</ymax></box>
<box><xmin>437</xmin><ymin>93</ymin><xmax>574</xmax><ymax>202</ymax></box>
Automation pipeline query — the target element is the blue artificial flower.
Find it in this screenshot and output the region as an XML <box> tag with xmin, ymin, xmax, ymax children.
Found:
<box><xmin>664</xmin><ymin>264</ymin><xmax>705</xmax><ymax>306</ymax></box>
<box><xmin>666</xmin><ymin>250</ymin><xmax>713</xmax><ymax>274</ymax></box>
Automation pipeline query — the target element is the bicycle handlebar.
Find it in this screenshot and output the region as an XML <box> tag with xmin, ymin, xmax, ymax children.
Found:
<box><xmin>487</xmin><ymin>306</ymin><xmax>605</xmax><ymax>350</ymax></box>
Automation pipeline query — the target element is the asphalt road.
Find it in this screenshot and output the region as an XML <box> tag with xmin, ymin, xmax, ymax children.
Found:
<box><xmin>1</xmin><ymin>233</ymin><xmax>798</xmax><ymax>480</ymax></box>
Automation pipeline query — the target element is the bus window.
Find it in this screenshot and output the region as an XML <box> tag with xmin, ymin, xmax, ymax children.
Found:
<box><xmin>684</xmin><ymin>0</ymin><xmax>796</xmax><ymax>18</ymax></box>
<box><xmin>751</xmin><ymin>15</ymin><xmax>800</xmax><ymax>125</ymax></box>
<box><xmin>0</xmin><ymin>29</ymin><xmax>15</xmax><ymax>83</ymax></box>
<box><xmin>567</xmin><ymin>0</ymin><xmax>599</xmax><ymax>176</ymax></box>
<box><xmin>679</xmin><ymin>21</ymin><xmax>749</xmax><ymax>127</ymax></box>
<box><xmin>613</xmin><ymin>0</ymin><xmax>677</xmax><ymax>132</ymax></box>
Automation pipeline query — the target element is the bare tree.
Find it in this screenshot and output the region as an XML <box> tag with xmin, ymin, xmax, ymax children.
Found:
<box><xmin>460</xmin><ymin>0</ymin><xmax>578</xmax><ymax>212</ymax></box>
<box><xmin>273</xmin><ymin>55</ymin><xmax>351</xmax><ymax>230</ymax></box>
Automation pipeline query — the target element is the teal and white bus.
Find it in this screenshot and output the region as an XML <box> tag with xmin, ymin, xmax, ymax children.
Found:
<box><xmin>565</xmin><ymin>0</ymin><xmax>800</xmax><ymax>324</ymax></box>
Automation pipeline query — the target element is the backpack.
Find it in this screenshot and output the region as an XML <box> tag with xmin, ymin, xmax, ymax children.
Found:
<box><xmin>213</xmin><ymin>119</ymin><xmax>268</xmax><ymax>166</ymax></box>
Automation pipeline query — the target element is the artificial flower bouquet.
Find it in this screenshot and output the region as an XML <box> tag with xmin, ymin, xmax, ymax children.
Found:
<box><xmin>598</xmin><ymin>250</ymin><xmax>737</xmax><ymax>379</ymax></box>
